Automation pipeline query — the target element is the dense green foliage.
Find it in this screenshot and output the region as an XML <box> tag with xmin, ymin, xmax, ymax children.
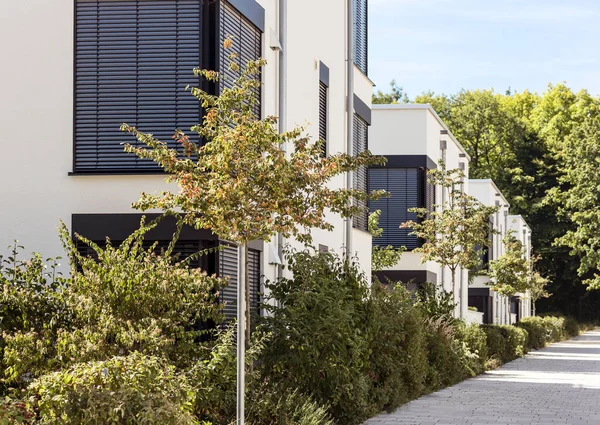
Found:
<box><xmin>375</xmin><ymin>83</ymin><xmax>600</xmax><ymax>320</ymax></box>
<box><xmin>1</xmin><ymin>237</ymin><xmax>589</xmax><ymax>424</ymax></box>
<box><xmin>490</xmin><ymin>233</ymin><xmax>530</xmax><ymax>296</ymax></box>
<box><xmin>481</xmin><ymin>325</ymin><xmax>527</xmax><ymax>363</ymax></box>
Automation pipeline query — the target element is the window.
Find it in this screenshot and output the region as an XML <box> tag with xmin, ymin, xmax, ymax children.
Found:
<box><xmin>74</xmin><ymin>0</ymin><xmax>262</xmax><ymax>173</ymax></box>
<box><xmin>218</xmin><ymin>243</ymin><xmax>262</xmax><ymax>320</ymax></box>
<box><xmin>368</xmin><ymin>168</ymin><xmax>434</xmax><ymax>249</ymax></box>
<box><xmin>353</xmin><ymin>114</ymin><xmax>368</xmax><ymax>231</ymax></box>
<box><xmin>219</xmin><ymin>0</ymin><xmax>262</xmax><ymax>118</ymax></box>
<box><xmin>353</xmin><ymin>0</ymin><xmax>368</xmax><ymax>74</ymax></box>
<box><xmin>319</xmin><ymin>81</ymin><xmax>328</xmax><ymax>157</ymax></box>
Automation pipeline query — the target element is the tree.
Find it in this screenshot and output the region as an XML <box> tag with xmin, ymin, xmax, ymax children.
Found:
<box><xmin>529</xmin><ymin>269</ymin><xmax>551</xmax><ymax>317</ymax></box>
<box><xmin>369</xmin><ymin>210</ymin><xmax>405</xmax><ymax>273</ymax></box>
<box><xmin>372</xmin><ymin>80</ymin><xmax>410</xmax><ymax>104</ymax></box>
<box><xmin>121</xmin><ymin>43</ymin><xmax>385</xmax><ymax>423</ymax></box>
<box><xmin>554</xmin><ymin>115</ymin><xmax>600</xmax><ymax>290</ymax></box>
<box><xmin>401</xmin><ymin>163</ymin><xmax>498</xmax><ymax>306</ymax></box>
<box><xmin>489</xmin><ymin>232</ymin><xmax>530</xmax><ymax>324</ymax></box>
<box><xmin>489</xmin><ymin>232</ymin><xmax>530</xmax><ymax>297</ymax></box>
<box><xmin>122</xmin><ymin>50</ymin><xmax>383</xmax><ymax>332</ymax></box>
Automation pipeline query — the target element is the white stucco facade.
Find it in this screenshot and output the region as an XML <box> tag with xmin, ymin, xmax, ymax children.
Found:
<box><xmin>509</xmin><ymin>215</ymin><xmax>533</xmax><ymax>319</ymax></box>
<box><xmin>369</xmin><ymin>104</ymin><xmax>471</xmax><ymax>318</ymax></box>
<box><xmin>0</xmin><ymin>1</ymin><xmax>372</xmax><ymax>286</ymax></box>
<box><xmin>468</xmin><ymin>179</ymin><xmax>514</xmax><ymax>324</ymax></box>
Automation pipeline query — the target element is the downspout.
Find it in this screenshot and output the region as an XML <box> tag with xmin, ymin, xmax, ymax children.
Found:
<box><xmin>345</xmin><ymin>0</ymin><xmax>354</xmax><ymax>257</ymax></box>
<box><xmin>277</xmin><ymin>0</ymin><xmax>286</xmax><ymax>282</ymax></box>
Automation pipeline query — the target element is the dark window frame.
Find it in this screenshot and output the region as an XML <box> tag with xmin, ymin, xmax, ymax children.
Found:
<box><xmin>353</xmin><ymin>113</ymin><xmax>368</xmax><ymax>232</ymax></box>
<box><xmin>72</xmin><ymin>0</ymin><xmax>263</xmax><ymax>174</ymax></box>
<box><xmin>353</xmin><ymin>0</ymin><xmax>368</xmax><ymax>75</ymax></box>
<box><xmin>368</xmin><ymin>166</ymin><xmax>432</xmax><ymax>250</ymax></box>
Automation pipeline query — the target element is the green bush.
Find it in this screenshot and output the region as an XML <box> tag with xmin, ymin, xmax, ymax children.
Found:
<box><xmin>415</xmin><ymin>282</ymin><xmax>456</xmax><ymax>322</ymax></box>
<box><xmin>423</xmin><ymin>318</ymin><xmax>470</xmax><ymax>392</ymax></box>
<box><xmin>481</xmin><ymin>325</ymin><xmax>506</xmax><ymax>363</ymax></box>
<box><xmin>455</xmin><ymin>322</ymin><xmax>488</xmax><ymax>375</ymax></box>
<box><xmin>247</xmin><ymin>385</ymin><xmax>334</xmax><ymax>425</ymax></box>
<box><xmin>500</xmin><ymin>325</ymin><xmax>528</xmax><ymax>360</ymax></box>
<box><xmin>517</xmin><ymin>317</ymin><xmax>548</xmax><ymax>349</ymax></box>
<box><xmin>365</xmin><ymin>282</ymin><xmax>427</xmax><ymax>413</ymax></box>
<box><xmin>481</xmin><ymin>325</ymin><xmax>527</xmax><ymax>363</ymax></box>
<box><xmin>563</xmin><ymin>316</ymin><xmax>580</xmax><ymax>338</ymax></box>
<box><xmin>261</xmin><ymin>250</ymin><xmax>371</xmax><ymax>424</ymax></box>
<box><xmin>29</xmin><ymin>352</ymin><xmax>198</xmax><ymax>425</ymax></box>
<box><xmin>541</xmin><ymin>316</ymin><xmax>566</xmax><ymax>341</ymax></box>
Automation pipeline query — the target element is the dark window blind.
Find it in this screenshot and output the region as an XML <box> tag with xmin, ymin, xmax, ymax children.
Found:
<box><xmin>319</xmin><ymin>82</ymin><xmax>327</xmax><ymax>157</ymax></box>
<box><xmin>74</xmin><ymin>0</ymin><xmax>262</xmax><ymax>173</ymax></box>
<box><xmin>74</xmin><ymin>0</ymin><xmax>205</xmax><ymax>172</ymax></box>
<box><xmin>219</xmin><ymin>0</ymin><xmax>262</xmax><ymax>118</ymax></box>
<box><xmin>368</xmin><ymin>167</ymin><xmax>421</xmax><ymax>249</ymax></box>
<box><xmin>353</xmin><ymin>114</ymin><xmax>368</xmax><ymax>231</ymax></box>
<box><xmin>353</xmin><ymin>0</ymin><xmax>368</xmax><ymax>74</ymax></box>
<box><xmin>218</xmin><ymin>243</ymin><xmax>262</xmax><ymax>320</ymax></box>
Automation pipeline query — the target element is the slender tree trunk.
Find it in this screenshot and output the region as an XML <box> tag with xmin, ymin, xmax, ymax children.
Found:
<box><xmin>245</xmin><ymin>244</ymin><xmax>250</xmax><ymax>349</ymax></box>
<box><xmin>244</xmin><ymin>244</ymin><xmax>254</xmax><ymax>373</ymax></box>
<box><xmin>236</xmin><ymin>244</ymin><xmax>246</xmax><ymax>425</ymax></box>
<box><xmin>451</xmin><ymin>267</ymin><xmax>458</xmax><ymax>317</ymax></box>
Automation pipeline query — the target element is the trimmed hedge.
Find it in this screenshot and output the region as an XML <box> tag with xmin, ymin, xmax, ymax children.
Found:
<box><xmin>516</xmin><ymin>315</ymin><xmax>580</xmax><ymax>351</ymax></box>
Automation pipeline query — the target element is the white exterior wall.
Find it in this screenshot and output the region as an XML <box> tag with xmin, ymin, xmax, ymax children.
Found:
<box><xmin>469</xmin><ymin>179</ymin><xmax>513</xmax><ymax>324</ymax></box>
<box><xmin>370</xmin><ymin>104</ymin><xmax>471</xmax><ymax>317</ymax></box>
<box><xmin>509</xmin><ymin>215</ymin><xmax>533</xmax><ymax>319</ymax></box>
<box><xmin>0</xmin><ymin>1</ymin><xmax>372</xmax><ymax>281</ymax></box>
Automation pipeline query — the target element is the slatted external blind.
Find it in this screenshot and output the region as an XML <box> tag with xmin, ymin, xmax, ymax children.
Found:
<box><xmin>319</xmin><ymin>82</ymin><xmax>328</xmax><ymax>157</ymax></box>
<box><xmin>353</xmin><ymin>0</ymin><xmax>368</xmax><ymax>75</ymax></box>
<box><xmin>218</xmin><ymin>243</ymin><xmax>262</xmax><ymax>320</ymax></box>
<box><xmin>219</xmin><ymin>0</ymin><xmax>262</xmax><ymax>118</ymax></box>
<box><xmin>368</xmin><ymin>168</ymin><xmax>421</xmax><ymax>249</ymax></box>
<box><xmin>74</xmin><ymin>0</ymin><xmax>205</xmax><ymax>172</ymax></box>
<box><xmin>353</xmin><ymin>114</ymin><xmax>368</xmax><ymax>231</ymax></box>
<box><xmin>424</xmin><ymin>170</ymin><xmax>436</xmax><ymax>214</ymax></box>
<box><xmin>74</xmin><ymin>0</ymin><xmax>262</xmax><ymax>172</ymax></box>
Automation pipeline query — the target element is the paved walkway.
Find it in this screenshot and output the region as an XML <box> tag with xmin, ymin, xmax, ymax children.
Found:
<box><xmin>365</xmin><ymin>330</ymin><xmax>600</xmax><ymax>425</ymax></box>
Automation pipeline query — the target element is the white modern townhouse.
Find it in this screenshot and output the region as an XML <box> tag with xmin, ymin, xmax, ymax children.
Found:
<box><xmin>0</xmin><ymin>0</ymin><xmax>374</xmax><ymax>317</ymax></box>
<box><xmin>508</xmin><ymin>214</ymin><xmax>533</xmax><ymax>320</ymax></box>
<box><xmin>368</xmin><ymin>104</ymin><xmax>472</xmax><ymax>318</ymax></box>
<box><xmin>468</xmin><ymin>179</ymin><xmax>514</xmax><ymax>324</ymax></box>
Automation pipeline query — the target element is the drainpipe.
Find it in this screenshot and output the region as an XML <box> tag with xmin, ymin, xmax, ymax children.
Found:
<box><xmin>439</xmin><ymin>134</ymin><xmax>447</xmax><ymax>297</ymax></box>
<box><xmin>345</xmin><ymin>0</ymin><xmax>354</xmax><ymax>257</ymax></box>
<box><xmin>277</xmin><ymin>0</ymin><xmax>286</xmax><ymax>281</ymax></box>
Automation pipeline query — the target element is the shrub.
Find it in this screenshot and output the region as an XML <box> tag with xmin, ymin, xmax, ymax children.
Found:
<box><xmin>0</xmin><ymin>397</ymin><xmax>35</xmax><ymax>424</ymax></box>
<box><xmin>415</xmin><ymin>283</ymin><xmax>456</xmax><ymax>322</ymax></box>
<box><xmin>261</xmin><ymin>250</ymin><xmax>371</xmax><ymax>424</ymax></box>
<box><xmin>423</xmin><ymin>318</ymin><xmax>470</xmax><ymax>392</ymax></box>
<box><xmin>563</xmin><ymin>316</ymin><xmax>580</xmax><ymax>338</ymax></box>
<box><xmin>500</xmin><ymin>325</ymin><xmax>528</xmax><ymax>360</ymax></box>
<box><xmin>455</xmin><ymin>322</ymin><xmax>488</xmax><ymax>375</ymax></box>
<box><xmin>541</xmin><ymin>316</ymin><xmax>566</xmax><ymax>342</ymax></box>
<box><xmin>247</xmin><ymin>385</ymin><xmax>334</xmax><ymax>425</ymax></box>
<box><xmin>481</xmin><ymin>325</ymin><xmax>527</xmax><ymax>363</ymax></box>
<box><xmin>29</xmin><ymin>352</ymin><xmax>198</xmax><ymax>425</ymax></box>
<box><xmin>365</xmin><ymin>282</ymin><xmax>427</xmax><ymax>413</ymax></box>
<box><xmin>2</xmin><ymin>220</ymin><xmax>227</xmax><ymax>390</ymax></box>
<box><xmin>517</xmin><ymin>317</ymin><xmax>547</xmax><ymax>349</ymax></box>
<box><xmin>481</xmin><ymin>325</ymin><xmax>506</xmax><ymax>363</ymax></box>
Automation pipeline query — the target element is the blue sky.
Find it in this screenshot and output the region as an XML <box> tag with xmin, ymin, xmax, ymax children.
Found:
<box><xmin>369</xmin><ymin>0</ymin><xmax>600</xmax><ymax>98</ymax></box>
